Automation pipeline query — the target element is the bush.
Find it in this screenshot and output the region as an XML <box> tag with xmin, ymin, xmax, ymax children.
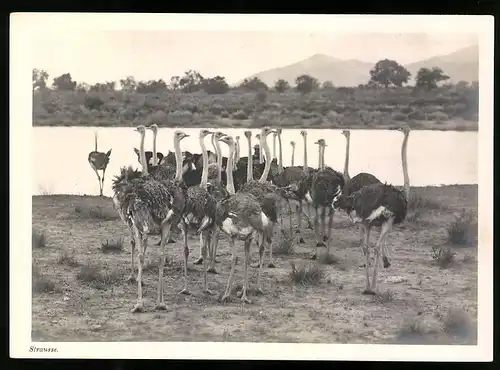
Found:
<box><xmin>289</xmin><ymin>261</ymin><xmax>324</xmax><ymax>286</ymax></box>
<box><xmin>447</xmin><ymin>211</ymin><xmax>478</xmax><ymax>246</ymax></box>
<box><xmin>232</xmin><ymin>110</ymin><xmax>248</xmax><ymax>120</ymax></box>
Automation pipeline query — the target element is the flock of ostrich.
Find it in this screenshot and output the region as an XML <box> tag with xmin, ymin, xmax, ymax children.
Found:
<box><xmin>87</xmin><ymin>124</ymin><xmax>411</xmax><ymax>313</ymax></box>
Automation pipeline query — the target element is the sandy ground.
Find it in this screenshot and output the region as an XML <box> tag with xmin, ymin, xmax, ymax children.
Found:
<box><xmin>31</xmin><ymin>185</ymin><xmax>478</xmax><ymax>344</ymax></box>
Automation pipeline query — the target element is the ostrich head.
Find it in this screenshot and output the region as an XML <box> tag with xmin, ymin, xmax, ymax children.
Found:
<box><xmin>314</xmin><ymin>138</ymin><xmax>327</xmax><ymax>147</ymax></box>
<box><xmin>244</xmin><ymin>130</ymin><xmax>252</xmax><ymax>138</ymax></box>
<box><xmin>261</xmin><ymin>127</ymin><xmax>276</xmax><ymax>138</ymax></box>
<box><xmin>276</xmin><ymin>128</ymin><xmax>283</xmax><ymax>135</ymax></box>
<box><xmin>235</xmin><ymin>135</ymin><xmax>240</xmax><ymax>142</ymax></box>
<box><xmin>331</xmin><ymin>193</ymin><xmax>352</xmax><ymax>213</ymax></box>
<box><xmin>397</xmin><ymin>124</ymin><xmax>411</xmax><ymax>136</ymax></box>
<box><xmin>218</xmin><ymin>135</ymin><xmax>235</xmax><ymax>147</ymax></box>
<box><xmin>300</xmin><ymin>130</ymin><xmax>307</xmax><ymax>137</ymax></box>
<box><xmin>290</xmin><ymin>140</ymin><xmax>295</xmax><ymax>148</ymax></box>
<box><xmin>174</xmin><ymin>130</ymin><xmax>189</xmax><ymax>142</ymax></box>
<box><xmin>134</xmin><ymin>125</ymin><xmax>147</xmax><ymax>135</ymax></box>
<box><xmin>341</xmin><ymin>130</ymin><xmax>350</xmax><ymax>138</ymax></box>
<box><xmin>199</xmin><ymin>129</ymin><xmax>213</xmax><ymax>138</ymax></box>
<box><xmin>147</xmin><ymin>123</ymin><xmax>159</xmax><ymax>134</ymax></box>
<box><xmin>213</xmin><ymin>131</ymin><xmax>227</xmax><ymax>141</ymax></box>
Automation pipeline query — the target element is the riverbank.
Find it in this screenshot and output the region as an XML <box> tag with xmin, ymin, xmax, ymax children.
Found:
<box><xmin>31</xmin><ymin>184</ymin><xmax>478</xmax><ymax>343</ymax></box>
<box><xmin>33</xmin><ymin>87</ymin><xmax>478</xmax><ymax>131</ymax></box>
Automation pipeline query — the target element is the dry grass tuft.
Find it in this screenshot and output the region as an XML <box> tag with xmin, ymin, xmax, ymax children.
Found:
<box><xmin>76</xmin><ymin>262</ymin><xmax>122</xmax><ymax>289</ymax></box>
<box><xmin>32</xmin><ymin>229</ymin><xmax>47</xmax><ymax>249</ymax></box>
<box><xmin>317</xmin><ymin>251</ymin><xmax>340</xmax><ymax>265</ymax></box>
<box><xmin>289</xmin><ymin>261</ymin><xmax>324</xmax><ymax>286</ymax></box>
<box><xmin>447</xmin><ymin>210</ymin><xmax>478</xmax><ymax>246</ymax></box>
<box><xmin>431</xmin><ymin>246</ymin><xmax>456</xmax><ymax>268</ymax></box>
<box><xmin>273</xmin><ymin>232</ymin><xmax>295</xmax><ymax>255</ymax></box>
<box><xmin>442</xmin><ymin>308</ymin><xmax>475</xmax><ymax>337</ymax></box>
<box><xmin>100</xmin><ymin>238</ymin><xmax>124</xmax><ymax>253</ymax></box>
<box><xmin>371</xmin><ymin>290</ymin><xmax>395</xmax><ymax>304</ymax></box>
<box><xmin>74</xmin><ymin>205</ymin><xmax>118</xmax><ymax>221</ymax></box>
<box><xmin>32</xmin><ymin>266</ymin><xmax>58</xmax><ymax>294</ymax></box>
<box><xmin>57</xmin><ymin>251</ymin><xmax>80</xmax><ymax>267</ymax></box>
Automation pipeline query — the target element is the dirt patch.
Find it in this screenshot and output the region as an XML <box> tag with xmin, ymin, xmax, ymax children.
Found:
<box><xmin>31</xmin><ymin>185</ymin><xmax>478</xmax><ymax>343</ymax></box>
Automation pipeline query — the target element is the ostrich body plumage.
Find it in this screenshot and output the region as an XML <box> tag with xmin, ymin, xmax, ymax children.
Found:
<box><xmin>345</xmin><ymin>172</ymin><xmax>381</xmax><ymax>196</ymax></box>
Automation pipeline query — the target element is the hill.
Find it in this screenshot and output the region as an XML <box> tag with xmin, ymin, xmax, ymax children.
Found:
<box><xmin>242</xmin><ymin>44</ymin><xmax>479</xmax><ymax>87</ymax></box>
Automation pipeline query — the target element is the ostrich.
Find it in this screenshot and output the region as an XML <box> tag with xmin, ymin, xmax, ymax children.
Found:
<box><xmin>238</xmin><ymin>127</ymin><xmax>293</xmax><ymax>268</ymax></box>
<box><xmin>332</xmin><ymin>125</ymin><xmax>411</xmax><ymax>294</ymax></box>
<box><xmin>88</xmin><ymin>131</ymin><xmax>112</xmax><ymax>196</ymax></box>
<box><xmin>180</xmin><ymin>129</ymin><xmax>219</xmax><ymax>295</ymax></box>
<box><xmin>133</xmin><ymin>124</ymin><xmax>164</xmax><ymax>170</ymax></box>
<box><xmin>114</xmin><ymin>126</ymin><xmax>189</xmax><ymax>312</ymax></box>
<box><xmin>341</xmin><ymin>129</ymin><xmax>381</xmax><ymax>196</ymax></box>
<box><xmin>308</xmin><ymin>138</ymin><xmax>345</xmax><ymax>259</ymax></box>
<box><xmin>215</xmin><ymin>135</ymin><xmax>271</xmax><ymax>304</ymax></box>
<box><xmin>290</xmin><ymin>141</ymin><xmax>296</xmax><ymax>166</ymax></box>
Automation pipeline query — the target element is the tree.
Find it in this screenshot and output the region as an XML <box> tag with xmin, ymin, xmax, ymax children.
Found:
<box><xmin>322</xmin><ymin>80</ymin><xmax>334</xmax><ymax>89</ymax></box>
<box><xmin>369</xmin><ymin>59</ymin><xmax>411</xmax><ymax>88</ymax></box>
<box><xmin>238</xmin><ymin>77</ymin><xmax>268</xmax><ymax>92</ymax></box>
<box><xmin>119</xmin><ymin>76</ymin><xmax>137</xmax><ymax>92</ymax></box>
<box><xmin>89</xmin><ymin>81</ymin><xmax>116</xmax><ymax>93</ymax></box>
<box><xmin>295</xmin><ymin>74</ymin><xmax>319</xmax><ymax>94</ymax></box>
<box><xmin>179</xmin><ymin>70</ymin><xmax>204</xmax><ymax>93</ymax></box>
<box><xmin>169</xmin><ymin>76</ymin><xmax>181</xmax><ymax>91</ymax></box>
<box><xmin>32</xmin><ymin>68</ymin><xmax>49</xmax><ymax>92</ymax></box>
<box><xmin>52</xmin><ymin>73</ymin><xmax>77</xmax><ymax>91</ymax></box>
<box><xmin>415</xmin><ymin>67</ymin><xmax>450</xmax><ymax>90</ymax></box>
<box><xmin>202</xmin><ymin>76</ymin><xmax>229</xmax><ymax>95</ymax></box>
<box><xmin>76</xmin><ymin>82</ymin><xmax>90</xmax><ymax>92</ymax></box>
<box><xmin>274</xmin><ymin>79</ymin><xmax>290</xmax><ymax>93</ymax></box>
<box><xmin>136</xmin><ymin>79</ymin><xmax>168</xmax><ymax>93</ymax></box>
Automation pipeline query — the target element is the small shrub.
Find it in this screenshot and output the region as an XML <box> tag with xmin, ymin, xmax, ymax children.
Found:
<box><xmin>447</xmin><ymin>211</ymin><xmax>478</xmax><ymax>246</ymax></box>
<box><xmin>431</xmin><ymin>246</ymin><xmax>456</xmax><ymax>268</ymax></box>
<box><xmin>317</xmin><ymin>251</ymin><xmax>339</xmax><ymax>265</ymax></box>
<box><xmin>372</xmin><ymin>290</ymin><xmax>394</xmax><ymax>304</ymax></box>
<box><xmin>442</xmin><ymin>308</ymin><xmax>474</xmax><ymax>337</ymax></box>
<box><xmin>57</xmin><ymin>251</ymin><xmax>80</xmax><ymax>267</ymax></box>
<box><xmin>100</xmin><ymin>238</ymin><xmax>124</xmax><ymax>253</ymax></box>
<box><xmin>32</xmin><ymin>229</ymin><xmax>47</xmax><ymax>249</ymax></box>
<box><xmin>273</xmin><ymin>233</ymin><xmax>295</xmax><ymax>255</ymax></box>
<box><xmin>32</xmin><ymin>267</ymin><xmax>57</xmax><ymax>294</ymax></box>
<box><xmin>210</xmin><ymin>103</ymin><xmax>224</xmax><ymax>115</ymax></box>
<box><xmin>232</xmin><ymin>110</ymin><xmax>248</xmax><ymax>120</ymax></box>
<box><xmin>289</xmin><ymin>261</ymin><xmax>324</xmax><ymax>286</ymax></box>
<box><xmin>76</xmin><ymin>263</ymin><xmax>122</xmax><ymax>289</ymax></box>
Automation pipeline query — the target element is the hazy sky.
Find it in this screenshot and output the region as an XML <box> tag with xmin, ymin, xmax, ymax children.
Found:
<box><xmin>31</xmin><ymin>30</ymin><xmax>478</xmax><ymax>85</ymax></box>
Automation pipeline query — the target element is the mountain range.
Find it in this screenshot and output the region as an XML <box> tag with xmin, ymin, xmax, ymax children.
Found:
<box><xmin>240</xmin><ymin>44</ymin><xmax>478</xmax><ymax>87</ymax></box>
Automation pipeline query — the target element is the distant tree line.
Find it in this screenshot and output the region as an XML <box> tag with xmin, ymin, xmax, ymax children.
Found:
<box><xmin>33</xmin><ymin>58</ymin><xmax>472</xmax><ymax>97</ymax></box>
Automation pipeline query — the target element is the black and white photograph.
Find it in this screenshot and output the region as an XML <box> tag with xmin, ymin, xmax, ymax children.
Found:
<box><xmin>10</xmin><ymin>13</ymin><xmax>493</xmax><ymax>361</ymax></box>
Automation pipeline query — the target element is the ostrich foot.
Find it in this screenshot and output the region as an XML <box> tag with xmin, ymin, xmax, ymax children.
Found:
<box><xmin>180</xmin><ymin>288</ymin><xmax>191</xmax><ymax>295</ymax></box>
<box><xmin>155</xmin><ymin>301</ymin><xmax>168</xmax><ymax>310</ymax></box>
<box><xmin>240</xmin><ymin>296</ymin><xmax>252</xmax><ymax>304</ymax></box>
<box><xmin>299</xmin><ymin>237</ymin><xmax>305</xmax><ymax>244</ymax></box>
<box><xmin>383</xmin><ymin>256</ymin><xmax>391</xmax><ymax>268</ymax></box>
<box><xmin>131</xmin><ymin>302</ymin><xmax>144</xmax><ymax>313</ymax></box>
<box><xmin>207</xmin><ymin>267</ymin><xmax>218</xmax><ymax>274</ymax></box>
<box><xmin>193</xmin><ymin>257</ymin><xmax>203</xmax><ymax>265</ymax></box>
<box><xmin>362</xmin><ymin>289</ymin><xmax>376</xmax><ymax>295</ymax></box>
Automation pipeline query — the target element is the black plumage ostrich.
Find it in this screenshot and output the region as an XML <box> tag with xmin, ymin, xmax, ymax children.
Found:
<box><xmin>215</xmin><ymin>135</ymin><xmax>272</xmax><ymax>304</ymax></box>
<box><xmin>88</xmin><ymin>131</ymin><xmax>112</xmax><ymax>196</ymax></box>
<box><xmin>332</xmin><ymin>125</ymin><xmax>411</xmax><ymax>295</ymax></box>
<box><xmin>113</xmin><ymin>126</ymin><xmax>189</xmax><ymax>312</ymax></box>
<box><xmin>307</xmin><ymin>138</ymin><xmax>345</xmax><ymax>259</ymax></box>
<box><xmin>180</xmin><ymin>129</ymin><xmax>219</xmax><ymax>295</ymax></box>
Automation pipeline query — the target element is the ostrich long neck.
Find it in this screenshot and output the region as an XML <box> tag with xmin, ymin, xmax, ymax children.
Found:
<box><xmin>226</xmin><ymin>142</ymin><xmax>236</xmax><ymax>194</ymax></box>
<box><xmin>317</xmin><ymin>143</ymin><xmax>322</xmax><ymax>169</ymax></box>
<box><xmin>259</xmin><ymin>134</ymin><xmax>272</xmax><ymax>182</ymax></box>
<box><xmin>277</xmin><ymin>132</ymin><xmax>283</xmax><ymax>173</ymax></box>
<box><xmin>200</xmin><ymin>135</ymin><xmax>209</xmax><ymax>189</ymax></box>
<box><xmin>174</xmin><ymin>137</ymin><xmax>183</xmax><ymax>182</ymax></box>
<box><xmin>291</xmin><ymin>145</ymin><xmax>295</xmax><ymax>166</ymax></box>
<box><xmin>303</xmin><ymin>135</ymin><xmax>309</xmax><ymax>175</ymax></box>
<box><xmin>234</xmin><ymin>138</ymin><xmax>240</xmax><ymax>167</ymax></box>
<box><xmin>215</xmin><ymin>137</ymin><xmax>223</xmax><ymax>183</ymax></box>
<box><xmin>273</xmin><ymin>134</ymin><xmax>277</xmax><ymax>160</ymax></box>
<box><xmin>321</xmin><ymin>145</ymin><xmax>326</xmax><ymax>171</ymax></box>
<box><xmin>94</xmin><ymin>133</ymin><xmax>98</xmax><ymax>152</ymax></box>
<box><xmin>246</xmin><ymin>135</ymin><xmax>253</xmax><ymax>182</ymax></box>
<box><xmin>401</xmin><ymin>132</ymin><xmax>410</xmax><ymax>200</ymax></box>
<box><xmin>343</xmin><ymin>135</ymin><xmax>350</xmax><ymax>181</ymax></box>
<box><xmin>139</xmin><ymin>131</ymin><xmax>148</xmax><ymax>176</ymax></box>
<box><xmin>152</xmin><ymin>130</ymin><xmax>158</xmax><ymax>166</ymax></box>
